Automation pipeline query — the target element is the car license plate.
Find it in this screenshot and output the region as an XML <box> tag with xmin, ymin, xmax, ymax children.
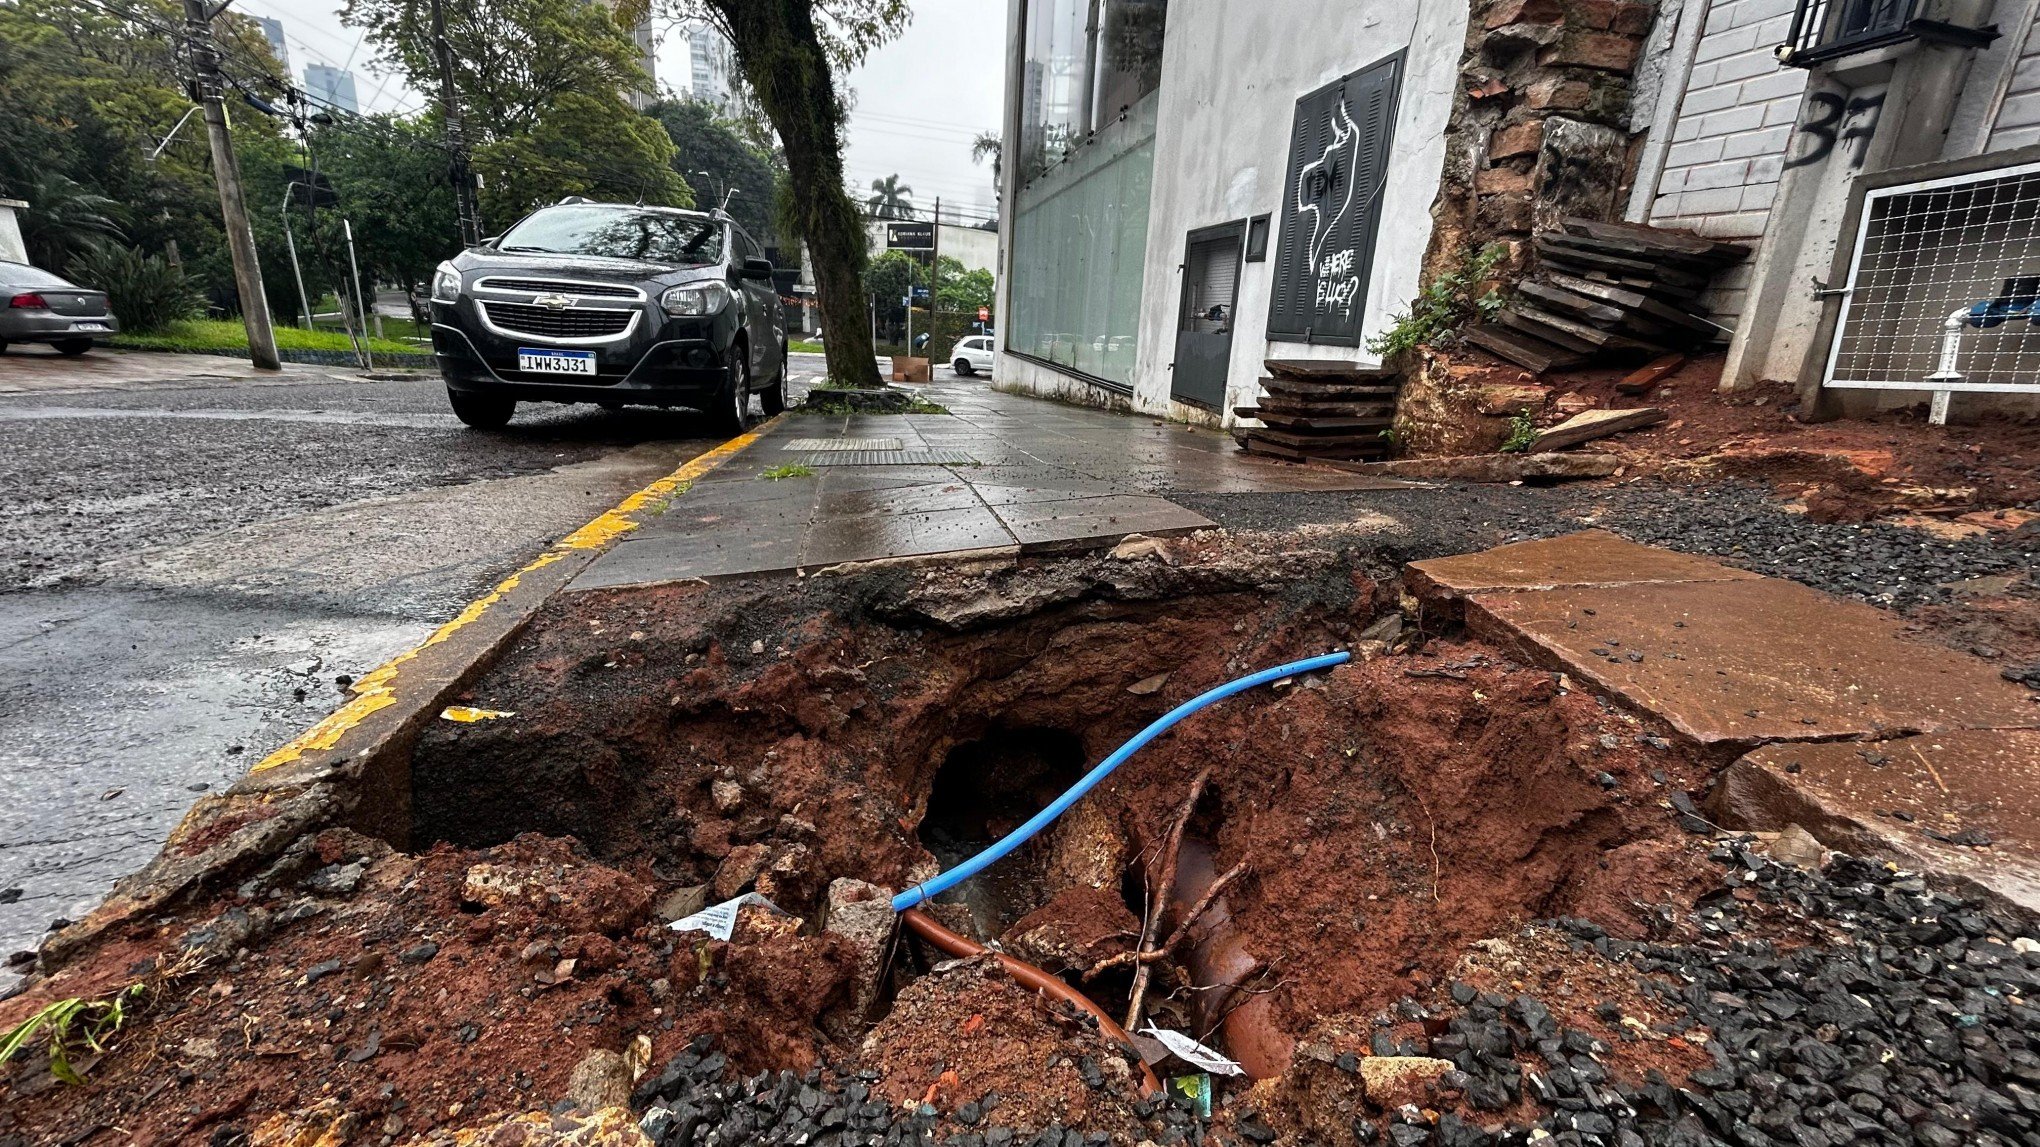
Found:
<box><xmin>71</xmin><ymin>322</ymin><xmax>109</xmax><ymax>332</ymax></box>
<box><xmin>517</xmin><ymin>348</ymin><xmax>596</xmax><ymax>375</ymax></box>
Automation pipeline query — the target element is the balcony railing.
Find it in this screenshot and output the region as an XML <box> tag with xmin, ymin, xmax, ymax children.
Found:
<box><xmin>1779</xmin><ymin>0</ymin><xmax>1997</xmax><ymax>66</ymax></box>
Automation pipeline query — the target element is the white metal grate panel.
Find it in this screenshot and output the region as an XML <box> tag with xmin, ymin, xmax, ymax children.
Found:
<box><xmin>1825</xmin><ymin>160</ymin><xmax>2040</xmax><ymax>396</ymax></box>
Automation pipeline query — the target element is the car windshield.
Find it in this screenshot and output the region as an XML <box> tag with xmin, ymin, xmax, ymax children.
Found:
<box><xmin>496</xmin><ymin>206</ymin><xmax>723</xmax><ymax>265</ymax></box>
<box><xmin>3</xmin><ymin>263</ymin><xmax>77</xmax><ymax>289</ymax></box>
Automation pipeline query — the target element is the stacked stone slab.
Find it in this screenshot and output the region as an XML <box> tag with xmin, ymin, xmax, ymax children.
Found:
<box><xmin>1231</xmin><ymin>359</ymin><xmax>1402</xmax><ymax>462</ymax></box>
<box><xmin>1462</xmin><ymin>217</ymin><xmax>1750</xmax><ymax>373</ymax></box>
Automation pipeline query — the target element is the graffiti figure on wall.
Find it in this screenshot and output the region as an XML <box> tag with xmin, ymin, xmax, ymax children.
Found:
<box><xmin>1296</xmin><ymin>98</ymin><xmax>1363</xmax><ymax>319</ymax></box>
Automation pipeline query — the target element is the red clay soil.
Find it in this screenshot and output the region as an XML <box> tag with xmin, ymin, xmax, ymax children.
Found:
<box><xmin>866</xmin><ymin>957</ymin><xmax>1151</xmax><ymax>1138</ymax></box>
<box><xmin>0</xmin><ymin>545</ymin><xmax>1740</xmax><ymax>1143</ymax></box>
<box><xmin>1459</xmin><ymin>352</ymin><xmax>2040</xmax><ymax>522</ymax></box>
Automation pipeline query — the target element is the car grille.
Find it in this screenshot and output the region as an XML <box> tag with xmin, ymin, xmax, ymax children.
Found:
<box><xmin>479</xmin><ymin>278</ymin><xmax>640</xmax><ymax>299</ymax></box>
<box><xmin>482</xmin><ymin>301</ymin><xmax>634</xmax><ymax>339</ymax></box>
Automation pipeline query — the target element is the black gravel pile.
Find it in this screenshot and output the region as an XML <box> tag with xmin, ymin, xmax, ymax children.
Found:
<box><xmin>629</xmin><ymin>1034</ymin><xmax>1213</xmax><ymax>1147</ymax></box>
<box><xmin>1178</xmin><ymin>480</ymin><xmax>2038</xmax><ymax>609</ymax></box>
<box><xmin>1370</xmin><ymin>845</ymin><xmax>2040</xmax><ymax>1147</ymax></box>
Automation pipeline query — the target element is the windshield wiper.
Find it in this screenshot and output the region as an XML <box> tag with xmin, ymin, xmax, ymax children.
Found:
<box><xmin>497</xmin><ymin>245</ymin><xmax>555</xmax><ymax>253</ymax></box>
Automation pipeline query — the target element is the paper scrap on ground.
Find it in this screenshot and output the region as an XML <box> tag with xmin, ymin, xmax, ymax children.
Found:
<box><xmin>440</xmin><ymin>706</ymin><xmax>515</xmax><ymax>723</ymax></box>
<box><xmin>668</xmin><ymin>893</ymin><xmax>786</xmax><ymax>942</ymax></box>
<box><xmin>1141</xmin><ymin>1026</ymin><xmax>1244</xmax><ymax>1076</ymax></box>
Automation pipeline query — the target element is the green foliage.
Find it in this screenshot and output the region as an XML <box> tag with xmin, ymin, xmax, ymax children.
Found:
<box><xmin>934</xmin><ymin>257</ymin><xmax>993</xmax><ymax>313</ymax></box>
<box><xmin>1365</xmin><ymin>244</ymin><xmax>1507</xmax><ymax>362</ymax></box>
<box><xmin>0</xmin><ymin>984</ymin><xmax>144</xmax><ymax>1085</ymax></box>
<box><xmin>66</xmin><ymin>245</ymin><xmax>199</xmax><ymax>333</ymax></box>
<box><xmin>758</xmin><ymin>463</ymin><xmax>815</xmax><ymax>480</ymax></box>
<box><xmin>472</xmin><ymin>91</ymin><xmax>688</xmax><ymax>219</ymax></box>
<box><xmin>306</xmin><ymin>114</ymin><xmax>461</xmax><ymax>288</ymax></box>
<box><xmin>112</xmin><ymin>319</ymin><xmax>418</xmax><ymax>357</ymax></box>
<box><xmin>344</xmin><ymin>0</ymin><xmax>653</xmax><ymax>140</ymax></box>
<box><xmin>863</xmin><ymin>248</ymin><xmax>922</xmax><ymax>304</ymax></box>
<box><xmin>648</xmin><ymin>98</ymin><xmax>783</xmax><ymax>241</ymax></box>
<box><xmin>789</xmin><ymin>339</ymin><xmax>824</xmax><ymax>354</ymax></box>
<box><xmin>1501</xmin><ymin>411</ymin><xmax>1539</xmax><ymax>453</ymax></box>
<box><xmin>14</xmin><ymin>171</ymin><xmax>124</xmax><ymax>269</ymax></box>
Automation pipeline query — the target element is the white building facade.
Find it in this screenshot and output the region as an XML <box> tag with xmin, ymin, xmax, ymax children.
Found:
<box><xmin>992</xmin><ymin>0</ymin><xmax>2040</xmax><ymax>425</ymax></box>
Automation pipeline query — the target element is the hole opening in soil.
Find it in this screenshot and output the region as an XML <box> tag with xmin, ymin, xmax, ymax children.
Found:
<box><xmin>405</xmin><ymin>570</ymin><xmax>1716</xmax><ymax>1082</ymax></box>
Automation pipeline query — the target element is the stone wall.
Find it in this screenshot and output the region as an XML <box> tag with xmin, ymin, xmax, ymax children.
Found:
<box><xmin>1423</xmin><ymin>0</ymin><xmax>1664</xmax><ymax>284</ymax></box>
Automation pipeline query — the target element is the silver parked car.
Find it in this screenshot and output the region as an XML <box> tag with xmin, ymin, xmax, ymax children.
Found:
<box><xmin>0</xmin><ymin>261</ymin><xmax>119</xmax><ymax>355</ymax></box>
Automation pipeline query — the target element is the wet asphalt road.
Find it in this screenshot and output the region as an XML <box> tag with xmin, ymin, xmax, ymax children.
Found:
<box><xmin>0</xmin><ymin>351</ymin><xmax>834</xmax><ymax>973</ymax></box>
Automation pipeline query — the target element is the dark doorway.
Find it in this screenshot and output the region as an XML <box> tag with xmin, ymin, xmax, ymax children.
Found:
<box><xmin>1172</xmin><ymin>221</ymin><xmax>1244</xmax><ymax>410</ymax></box>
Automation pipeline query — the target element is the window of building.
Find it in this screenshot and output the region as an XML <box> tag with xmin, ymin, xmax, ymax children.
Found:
<box><xmin>1019</xmin><ymin>0</ymin><xmax>1169</xmax><ymax>184</ymax></box>
<box><xmin>1007</xmin><ymin>132</ymin><xmax>1155</xmax><ymax>388</ymax></box>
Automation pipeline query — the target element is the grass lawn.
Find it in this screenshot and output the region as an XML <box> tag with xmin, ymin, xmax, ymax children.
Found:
<box><xmin>112</xmin><ymin>319</ymin><xmax>421</xmax><ymax>358</ymax></box>
<box><xmin>788</xmin><ymin>339</ymin><xmax>824</xmax><ymax>354</ymax></box>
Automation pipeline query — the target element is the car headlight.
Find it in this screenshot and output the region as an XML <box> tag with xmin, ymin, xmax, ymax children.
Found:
<box><xmin>661</xmin><ymin>281</ymin><xmax>731</xmax><ymax>316</ymax></box>
<box><xmin>431</xmin><ymin>263</ymin><xmax>461</xmax><ymax>303</ymax></box>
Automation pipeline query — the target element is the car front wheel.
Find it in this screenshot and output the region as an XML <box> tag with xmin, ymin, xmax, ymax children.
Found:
<box><xmin>448</xmin><ymin>388</ymin><xmax>516</xmax><ymax>429</ymax></box>
<box><xmin>761</xmin><ymin>342</ymin><xmax>788</xmax><ymax>415</ymax></box>
<box><xmin>952</xmin><ymin>357</ymin><xmax>973</xmax><ymax>376</ymax></box>
<box><xmin>715</xmin><ymin>341</ymin><xmax>753</xmax><ymax>435</ymax></box>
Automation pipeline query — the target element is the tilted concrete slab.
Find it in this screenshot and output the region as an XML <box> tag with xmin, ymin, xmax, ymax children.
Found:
<box><xmin>1407</xmin><ymin>529</ymin><xmax>1760</xmax><ymax>617</ymax></box>
<box><xmin>1463</xmin><ymin>577</ymin><xmax>2038</xmax><ymax>748</ymax></box>
<box><xmin>1716</xmin><ymin>732</ymin><xmax>2040</xmax><ymax>911</ymax></box>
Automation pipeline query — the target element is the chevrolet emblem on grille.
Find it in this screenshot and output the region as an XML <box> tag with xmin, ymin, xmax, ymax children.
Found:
<box><xmin>532</xmin><ymin>293</ymin><xmax>575</xmax><ymax>310</ymax></box>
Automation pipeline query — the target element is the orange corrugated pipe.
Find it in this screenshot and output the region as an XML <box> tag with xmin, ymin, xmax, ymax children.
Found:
<box><xmin>900</xmin><ymin>908</ymin><xmax>1162</xmax><ymax>1096</ymax></box>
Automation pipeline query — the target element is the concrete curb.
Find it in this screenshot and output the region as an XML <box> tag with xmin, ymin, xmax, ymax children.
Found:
<box><xmin>40</xmin><ymin>420</ymin><xmax>781</xmax><ymax>970</ymax></box>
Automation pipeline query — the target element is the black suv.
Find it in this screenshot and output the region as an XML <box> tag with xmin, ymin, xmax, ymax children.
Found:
<box><xmin>428</xmin><ymin>200</ymin><xmax>787</xmax><ymax>431</ymax></box>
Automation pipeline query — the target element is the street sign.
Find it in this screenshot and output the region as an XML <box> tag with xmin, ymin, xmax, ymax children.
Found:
<box><xmin>284</xmin><ymin>165</ymin><xmax>338</xmax><ymax>209</ymax></box>
<box><xmin>978</xmin><ymin>306</ymin><xmax>990</xmax><ymax>322</ymax></box>
<box><xmin>886</xmin><ymin>221</ymin><xmax>934</xmax><ymax>250</ymax></box>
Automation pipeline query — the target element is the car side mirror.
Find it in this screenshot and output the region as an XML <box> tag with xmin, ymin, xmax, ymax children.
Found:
<box><xmin>741</xmin><ymin>257</ymin><xmax>774</xmax><ymax>281</ymax></box>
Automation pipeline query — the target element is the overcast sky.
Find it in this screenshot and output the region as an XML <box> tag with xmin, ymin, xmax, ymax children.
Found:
<box><xmin>234</xmin><ymin>0</ymin><xmax>1005</xmax><ymax>223</ymax></box>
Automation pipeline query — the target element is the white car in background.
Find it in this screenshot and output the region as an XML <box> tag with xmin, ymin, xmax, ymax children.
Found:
<box><xmin>950</xmin><ymin>334</ymin><xmax>994</xmax><ymax>376</ymax></box>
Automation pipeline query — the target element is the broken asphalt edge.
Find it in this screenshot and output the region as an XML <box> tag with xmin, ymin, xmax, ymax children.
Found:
<box><xmin>36</xmin><ymin>420</ymin><xmax>782</xmax><ymax>975</ymax></box>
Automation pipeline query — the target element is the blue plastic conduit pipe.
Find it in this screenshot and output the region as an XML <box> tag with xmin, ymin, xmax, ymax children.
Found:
<box><xmin>890</xmin><ymin>650</ymin><xmax>1352</xmax><ymax>913</ymax></box>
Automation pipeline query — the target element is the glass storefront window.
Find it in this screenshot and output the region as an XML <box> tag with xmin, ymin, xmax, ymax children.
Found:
<box><xmin>1008</xmin><ymin>102</ymin><xmax>1156</xmax><ymax>388</ymax></box>
<box><xmin>1019</xmin><ymin>0</ymin><xmax>1167</xmax><ymax>184</ymax></box>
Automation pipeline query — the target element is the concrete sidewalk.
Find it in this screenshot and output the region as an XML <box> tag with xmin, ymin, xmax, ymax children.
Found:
<box><xmin>573</xmin><ymin>377</ymin><xmax>1416</xmax><ymax>589</ymax></box>
<box><xmin>1410</xmin><ymin>529</ymin><xmax>2040</xmax><ymax>908</ymax></box>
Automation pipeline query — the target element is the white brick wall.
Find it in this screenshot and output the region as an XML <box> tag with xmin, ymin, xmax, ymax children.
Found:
<box><xmin>1648</xmin><ymin>0</ymin><xmax>1808</xmax><ymax>249</ymax></box>
<box><xmin>1987</xmin><ymin>14</ymin><xmax>2040</xmax><ymax>152</ymax></box>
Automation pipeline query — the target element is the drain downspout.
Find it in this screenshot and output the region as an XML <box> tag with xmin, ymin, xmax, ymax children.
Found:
<box><xmin>900</xmin><ymin>907</ymin><xmax>1163</xmax><ymax>1096</ymax></box>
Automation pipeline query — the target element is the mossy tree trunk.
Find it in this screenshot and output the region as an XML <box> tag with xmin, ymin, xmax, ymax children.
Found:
<box><xmin>709</xmin><ymin>0</ymin><xmax>885</xmax><ymax>389</ymax></box>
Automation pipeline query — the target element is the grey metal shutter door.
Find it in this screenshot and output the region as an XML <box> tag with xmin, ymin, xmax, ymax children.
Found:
<box><xmin>1267</xmin><ymin>55</ymin><xmax>1401</xmax><ymax>345</ymax></box>
<box><xmin>1183</xmin><ymin>235</ymin><xmax>1239</xmax><ymax>329</ymax></box>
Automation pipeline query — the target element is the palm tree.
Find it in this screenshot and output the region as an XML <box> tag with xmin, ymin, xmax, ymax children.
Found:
<box><xmin>866</xmin><ymin>174</ymin><xmax>915</xmax><ymax>220</ymax></box>
<box><xmin>970</xmin><ymin>131</ymin><xmax>1001</xmax><ymax>180</ymax></box>
<box><xmin>11</xmin><ymin>172</ymin><xmax>125</xmax><ymax>269</ymax></box>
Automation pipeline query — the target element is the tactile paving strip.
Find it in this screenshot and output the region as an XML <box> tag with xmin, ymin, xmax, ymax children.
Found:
<box><xmin>778</xmin><ymin>450</ymin><xmax>975</xmax><ymax>466</ymax></box>
<box><xmin>780</xmin><ymin>438</ymin><xmax>904</xmax><ymax>451</ymax></box>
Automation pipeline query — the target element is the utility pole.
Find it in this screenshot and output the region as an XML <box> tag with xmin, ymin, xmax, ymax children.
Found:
<box><xmin>430</xmin><ymin>0</ymin><xmax>483</xmax><ymax>248</ymax></box>
<box><xmin>183</xmin><ymin>0</ymin><xmax>280</xmax><ymax>370</ymax></box>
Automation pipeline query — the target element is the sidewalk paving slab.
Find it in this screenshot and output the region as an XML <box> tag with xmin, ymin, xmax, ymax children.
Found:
<box><xmin>1464</xmin><ymin>576</ymin><xmax>2038</xmax><ymax>747</ymax></box>
<box><xmin>1719</xmin><ymin>731</ymin><xmax>2040</xmax><ymax>910</ymax></box>
<box><xmin>1407</xmin><ymin>528</ymin><xmax>1760</xmax><ymax>613</ymax></box>
<box><xmin>572</xmin><ymin>379</ymin><xmax>1413</xmax><ymax>589</ymax></box>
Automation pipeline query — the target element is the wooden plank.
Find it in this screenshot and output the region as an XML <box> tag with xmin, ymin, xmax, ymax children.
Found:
<box><xmin>1254</xmin><ymin>394</ymin><xmax>1397</xmax><ymax>417</ymax></box>
<box><xmin>1616</xmin><ymin>354</ymin><xmax>1686</xmax><ymax>395</ymax></box>
<box><xmin>1260</xmin><ymin>376</ymin><xmax>1402</xmax><ymax>401</ymax></box>
<box><xmin>1539</xmin><ymin>229</ymin><xmax>1725</xmax><ymax>275</ymax></box>
<box><xmin>1251</xmin><ymin>412</ymin><xmax>1394</xmax><ymax>433</ymax></box>
<box><xmin>1543</xmin><ymin>272</ymin><xmax>1722</xmax><ymax>335</ymax></box>
<box><xmin>1534</xmin><ymin>237</ymin><xmax>1708</xmax><ymax>289</ymax></box>
<box><xmin>1245</xmin><ymin>425</ymin><xmax>1393</xmax><ymax>448</ymax></box>
<box><xmin>1559</xmin><ymin>217</ymin><xmax>1751</xmax><ymax>264</ymax></box>
<box><xmin>1461</xmin><ymin>323</ymin><xmax>1587</xmax><ymax>374</ymax></box>
<box><xmin>1499</xmin><ymin>307</ymin><xmax>1601</xmax><ymax>353</ymax></box>
<box><xmin>1511</xmin><ymin>302</ymin><xmax>1675</xmax><ymax>356</ymax></box>
<box><xmin>1525</xmin><ymin>406</ymin><xmax>1668</xmax><ymax>452</ymax></box>
<box><xmin>1516</xmin><ymin>279</ymin><xmax>1629</xmax><ymax>327</ymax></box>
<box><xmin>1263</xmin><ymin>359</ymin><xmax>1401</xmax><ymax>382</ymax></box>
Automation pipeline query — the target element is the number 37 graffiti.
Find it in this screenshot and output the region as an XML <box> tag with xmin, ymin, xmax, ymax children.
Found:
<box><xmin>1784</xmin><ymin>91</ymin><xmax>1885</xmax><ymax>171</ymax></box>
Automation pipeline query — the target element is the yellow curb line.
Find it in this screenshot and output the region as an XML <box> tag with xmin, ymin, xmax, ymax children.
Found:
<box><xmin>251</xmin><ymin>418</ymin><xmax>779</xmax><ymax>774</ymax></box>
